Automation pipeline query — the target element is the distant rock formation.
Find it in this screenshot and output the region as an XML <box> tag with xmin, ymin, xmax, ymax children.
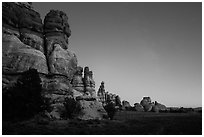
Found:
<box><xmin>2</xmin><ymin>2</ymin><xmax>107</xmax><ymax>120</ymax></box>
<box><xmin>122</xmin><ymin>100</ymin><xmax>131</xmax><ymax>110</ymax></box>
<box><xmin>139</xmin><ymin>97</ymin><xmax>167</xmax><ymax>112</ymax></box>
<box><xmin>84</xmin><ymin>67</ymin><xmax>96</xmax><ymax>97</ymax></box>
<box><xmin>97</xmin><ymin>81</ymin><xmax>121</xmax><ymax>108</ymax></box>
<box><xmin>134</xmin><ymin>103</ymin><xmax>144</xmax><ymax>112</ymax></box>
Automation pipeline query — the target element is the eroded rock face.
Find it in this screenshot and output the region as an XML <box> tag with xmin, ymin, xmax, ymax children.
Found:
<box><xmin>2</xmin><ymin>2</ymin><xmax>48</xmax><ymax>74</ymax></box>
<box><xmin>134</xmin><ymin>103</ymin><xmax>144</xmax><ymax>112</ymax></box>
<box><xmin>154</xmin><ymin>101</ymin><xmax>167</xmax><ymax>111</ymax></box>
<box><xmin>44</xmin><ymin>10</ymin><xmax>77</xmax><ymax>78</ymax></box>
<box><xmin>40</xmin><ymin>74</ymin><xmax>73</xmax><ymax>119</ymax></box>
<box><xmin>140</xmin><ymin>97</ymin><xmax>153</xmax><ymax>112</ymax></box>
<box><xmin>84</xmin><ymin>67</ymin><xmax>96</xmax><ymax>97</ymax></box>
<box><xmin>71</xmin><ymin>66</ymin><xmax>85</xmax><ymax>97</ymax></box>
<box><xmin>75</xmin><ymin>96</ymin><xmax>107</xmax><ymax>120</ymax></box>
<box><xmin>2</xmin><ymin>2</ymin><xmax>106</xmax><ymax>120</ymax></box>
<box><xmin>2</xmin><ymin>33</ymin><xmax>48</xmax><ymax>74</ymax></box>
<box><xmin>122</xmin><ymin>100</ymin><xmax>131</xmax><ymax>110</ymax></box>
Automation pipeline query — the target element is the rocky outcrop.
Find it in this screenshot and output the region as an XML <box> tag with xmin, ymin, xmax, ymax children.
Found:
<box><xmin>139</xmin><ymin>97</ymin><xmax>167</xmax><ymax>112</ymax></box>
<box><xmin>134</xmin><ymin>103</ymin><xmax>144</xmax><ymax>112</ymax></box>
<box><xmin>122</xmin><ymin>100</ymin><xmax>131</xmax><ymax>110</ymax></box>
<box><xmin>74</xmin><ymin>96</ymin><xmax>107</xmax><ymax>120</ymax></box>
<box><xmin>40</xmin><ymin>74</ymin><xmax>73</xmax><ymax>119</ymax></box>
<box><xmin>44</xmin><ymin>10</ymin><xmax>77</xmax><ymax>78</ymax></box>
<box><xmin>2</xmin><ymin>2</ymin><xmax>107</xmax><ymax>121</ymax></box>
<box><xmin>2</xmin><ymin>2</ymin><xmax>48</xmax><ymax>74</ymax></box>
<box><xmin>84</xmin><ymin>67</ymin><xmax>96</xmax><ymax>97</ymax></box>
<box><xmin>140</xmin><ymin>97</ymin><xmax>153</xmax><ymax>112</ymax></box>
<box><xmin>154</xmin><ymin>101</ymin><xmax>167</xmax><ymax>111</ymax></box>
<box><xmin>97</xmin><ymin>81</ymin><xmax>106</xmax><ymax>103</ymax></box>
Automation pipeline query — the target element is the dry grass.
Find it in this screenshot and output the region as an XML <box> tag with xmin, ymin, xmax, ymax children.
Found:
<box><xmin>2</xmin><ymin>111</ymin><xmax>202</xmax><ymax>135</ymax></box>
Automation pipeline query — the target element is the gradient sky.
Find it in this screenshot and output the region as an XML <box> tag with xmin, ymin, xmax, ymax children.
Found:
<box><xmin>33</xmin><ymin>2</ymin><xmax>202</xmax><ymax>107</ymax></box>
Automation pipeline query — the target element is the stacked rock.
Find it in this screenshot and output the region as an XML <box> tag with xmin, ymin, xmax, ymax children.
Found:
<box><xmin>71</xmin><ymin>66</ymin><xmax>85</xmax><ymax>97</ymax></box>
<box><xmin>84</xmin><ymin>67</ymin><xmax>96</xmax><ymax>97</ymax></box>
<box><xmin>44</xmin><ymin>10</ymin><xmax>77</xmax><ymax>78</ymax></box>
<box><xmin>140</xmin><ymin>97</ymin><xmax>167</xmax><ymax>112</ymax></box>
<box><xmin>2</xmin><ymin>2</ymin><xmax>48</xmax><ymax>74</ymax></box>
<box><xmin>134</xmin><ymin>103</ymin><xmax>144</xmax><ymax>112</ymax></box>
<box><xmin>97</xmin><ymin>81</ymin><xmax>106</xmax><ymax>103</ymax></box>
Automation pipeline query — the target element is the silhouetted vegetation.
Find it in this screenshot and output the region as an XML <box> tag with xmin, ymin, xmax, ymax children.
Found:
<box><xmin>63</xmin><ymin>97</ymin><xmax>77</xmax><ymax>119</ymax></box>
<box><xmin>104</xmin><ymin>102</ymin><xmax>116</xmax><ymax>120</ymax></box>
<box><xmin>3</xmin><ymin>69</ymin><xmax>44</xmax><ymax>121</ymax></box>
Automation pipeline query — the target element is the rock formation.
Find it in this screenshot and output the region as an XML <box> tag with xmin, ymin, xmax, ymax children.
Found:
<box><xmin>139</xmin><ymin>97</ymin><xmax>167</xmax><ymax>112</ymax></box>
<box><xmin>71</xmin><ymin>66</ymin><xmax>84</xmax><ymax>97</ymax></box>
<box><xmin>44</xmin><ymin>10</ymin><xmax>77</xmax><ymax>78</ymax></box>
<box><xmin>134</xmin><ymin>103</ymin><xmax>144</xmax><ymax>112</ymax></box>
<box><xmin>74</xmin><ymin>96</ymin><xmax>107</xmax><ymax>120</ymax></box>
<box><xmin>2</xmin><ymin>2</ymin><xmax>48</xmax><ymax>74</ymax></box>
<box><xmin>122</xmin><ymin>100</ymin><xmax>131</xmax><ymax>110</ymax></box>
<box><xmin>97</xmin><ymin>81</ymin><xmax>106</xmax><ymax>103</ymax></box>
<box><xmin>2</xmin><ymin>2</ymin><xmax>107</xmax><ymax>120</ymax></box>
<box><xmin>140</xmin><ymin>97</ymin><xmax>154</xmax><ymax>112</ymax></box>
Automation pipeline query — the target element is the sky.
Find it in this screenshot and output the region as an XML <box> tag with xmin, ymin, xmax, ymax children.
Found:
<box><xmin>33</xmin><ymin>2</ymin><xmax>202</xmax><ymax>107</ymax></box>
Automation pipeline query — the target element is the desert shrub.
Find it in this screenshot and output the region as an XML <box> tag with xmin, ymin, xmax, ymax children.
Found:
<box><xmin>2</xmin><ymin>69</ymin><xmax>44</xmax><ymax>120</ymax></box>
<box><xmin>104</xmin><ymin>102</ymin><xmax>116</xmax><ymax>120</ymax></box>
<box><xmin>64</xmin><ymin>97</ymin><xmax>77</xmax><ymax>119</ymax></box>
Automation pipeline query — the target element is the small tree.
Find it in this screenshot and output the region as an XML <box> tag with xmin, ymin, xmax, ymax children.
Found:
<box><xmin>104</xmin><ymin>101</ymin><xmax>116</xmax><ymax>120</ymax></box>
<box><xmin>3</xmin><ymin>68</ymin><xmax>44</xmax><ymax>120</ymax></box>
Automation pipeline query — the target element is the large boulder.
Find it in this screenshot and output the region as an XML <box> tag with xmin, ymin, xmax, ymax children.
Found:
<box><xmin>154</xmin><ymin>101</ymin><xmax>167</xmax><ymax>111</ymax></box>
<box><xmin>134</xmin><ymin>103</ymin><xmax>144</xmax><ymax>112</ymax></box>
<box><xmin>122</xmin><ymin>100</ymin><xmax>131</xmax><ymax>110</ymax></box>
<box><xmin>140</xmin><ymin>97</ymin><xmax>153</xmax><ymax>112</ymax></box>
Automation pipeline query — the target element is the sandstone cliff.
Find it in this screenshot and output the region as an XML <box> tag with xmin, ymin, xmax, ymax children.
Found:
<box><xmin>2</xmin><ymin>2</ymin><xmax>107</xmax><ymax>120</ymax></box>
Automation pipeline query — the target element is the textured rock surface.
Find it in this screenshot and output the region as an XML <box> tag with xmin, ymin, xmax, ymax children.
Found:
<box><xmin>2</xmin><ymin>2</ymin><xmax>48</xmax><ymax>74</ymax></box>
<box><xmin>75</xmin><ymin>96</ymin><xmax>107</xmax><ymax>120</ymax></box>
<box><xmin>2</xmin><ymin>2</ymin><xmax>107</xmax><ymax>120</ymax></box>
<box><xmin>134</xmin><ymin>103</ymin><xmax>144</xmax><ymax>112</ymax></box>
<box><xmin>122</xmin><ymin>100</ymin><xmax>131</xmax><ymax>110</ymax></box>
<box><xmin>140</xmin><ymin>97</ymin><xmax>153</xmax><ymax>112</ymax></box>
<box><xmin>84</xmin><ymin>67</ymin><xmax>96</xmax><ymax>97</ymax></box>
<box><xmin>154</xmin><ymin>101</ymin><xmax>167</xmax><ymax>111</ymax></box>
<box><xmin>44</xmin><ymin>10</ymin><xmax>77</xmax><ymax>78</ymax></box>
<box><xmin>2</xmin><ymin>33</ymin><xmax>48</xmax><ymax>73</ymax></box>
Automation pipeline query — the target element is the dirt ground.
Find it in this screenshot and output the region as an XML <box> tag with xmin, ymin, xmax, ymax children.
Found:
<box><xmin>2</xmin><ymin>111</ymin><xmax>202</xmax><ymax>135</ymax></box>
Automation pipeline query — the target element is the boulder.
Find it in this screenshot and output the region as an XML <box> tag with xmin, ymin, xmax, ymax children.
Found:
<box><xmin>155</xmin><ymin>101</ymin><xmax>167</xmax><ymax>111</ymax></box>
<box><xmin>140</xmin><ymin>97</ymin><xmax>152</xmax><ymax>107</ymax></box>
<box><xmin>134</xmin><ymin>103</ymin><xmax>144</xmax><ymax>112</ymax></box>
<box><xmin>122</xmin><ymin>100</ymin><xmax>131</xmax><ymax>110</ymax></box>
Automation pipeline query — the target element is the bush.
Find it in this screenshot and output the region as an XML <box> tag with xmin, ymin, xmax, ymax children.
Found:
<box><xmin>2</xmin><ymin>69</ymin><xmax>44</xmax><ymax>120</ymax></box>
<box><xmin>64</xmin><ymin>97</ymin><xmax>77</xmax><ymax>119</ymax></box>
<box><xmin>104</xmin><ymin>102</ymin><xmax>116</xmax><ymax>120</ymax></box>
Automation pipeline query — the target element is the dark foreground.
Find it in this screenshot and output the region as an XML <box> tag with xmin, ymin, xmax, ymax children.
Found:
<box><xmin>2</xmin><ymin>111</ymin><xmax>202</xmax><ymax>135</ymax></box>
